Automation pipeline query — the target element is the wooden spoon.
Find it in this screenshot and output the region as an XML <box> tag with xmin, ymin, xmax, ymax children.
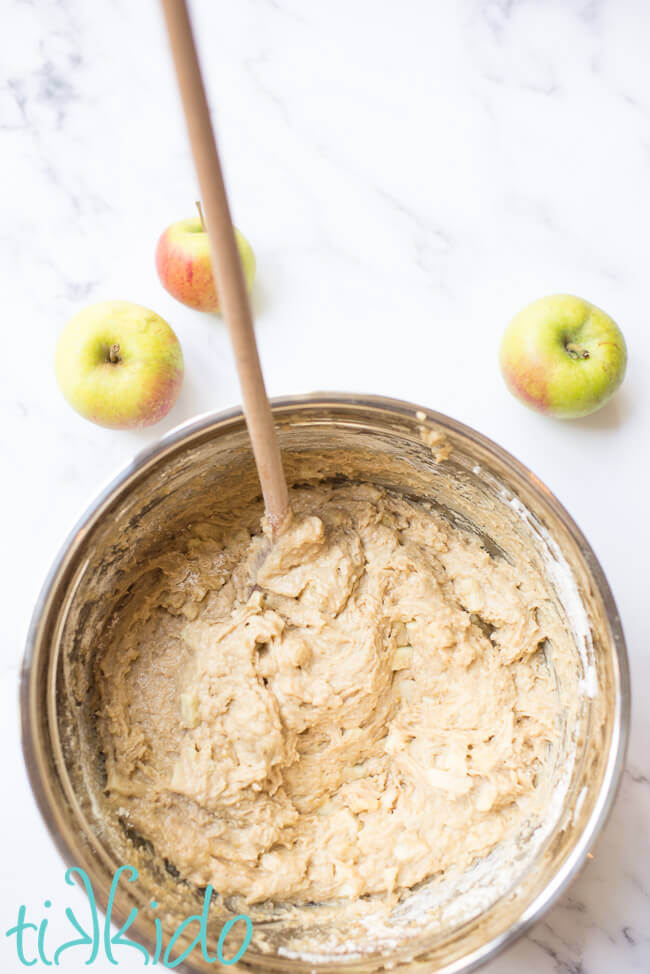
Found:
<box><xmin>160</xmin><ymin>0</ymin><xmax>291</xmax><ymax>538</ymax></box>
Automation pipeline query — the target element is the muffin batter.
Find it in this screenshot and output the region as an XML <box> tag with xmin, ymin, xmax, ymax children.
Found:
<box><xmin>97</xmin><ymin>482</ymin><xmax>558</xmax><ymax>905</ymax></box>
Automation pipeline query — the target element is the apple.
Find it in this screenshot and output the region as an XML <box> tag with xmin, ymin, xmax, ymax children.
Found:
<box><xmin>499</xmin><ymin>294</ymin><xmax>627</xmax><ymax>419</ymax></box>
<box><xmin>155</xmin><ymin>216</ymin><xmax>255</xmax><ymax>312</ymax></box>
<box><xmin>55</xmin><ymin>300</ymin><xmax>184</xmax><ymax>429</ymax></box>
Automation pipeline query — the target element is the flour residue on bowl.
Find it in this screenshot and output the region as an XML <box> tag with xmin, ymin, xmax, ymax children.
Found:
<box><xmin>502</xmin><ymin>489</ymin><xmax>597</xmax><ymax>698</ymax></box>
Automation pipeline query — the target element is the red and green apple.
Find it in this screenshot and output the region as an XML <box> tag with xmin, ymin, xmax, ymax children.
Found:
<box><xmin>155</xmin><ymin>216</ymin><xmax>255</xmax><ymax>312</ymax></box>
<box><xmin>499</xmin><ymin>294</ymin><xmax>627</xmax><ymax>419</ymax></box>
<box><xmin>55</xmin><ymin>300</ymin><xmax>184</xmax><ymax>429</ymax></box>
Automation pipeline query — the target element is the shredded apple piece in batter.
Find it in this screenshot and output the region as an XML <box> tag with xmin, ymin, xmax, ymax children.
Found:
<box><xmin>97</xmin><ymin>482</ymin><xmax>557</xmax><ymax>904</ymax></box>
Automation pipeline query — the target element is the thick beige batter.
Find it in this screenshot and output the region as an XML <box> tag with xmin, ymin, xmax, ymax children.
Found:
<box><xmin>97</xmin><ymin>482</ymin><xmax>558</xmax><ymax>905</ymax></box>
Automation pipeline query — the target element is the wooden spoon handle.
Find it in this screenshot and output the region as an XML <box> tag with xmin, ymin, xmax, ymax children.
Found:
<box><xmin>160</xmin><ymin>0</ymin><xmax>290</xmax><ymax>535</ymax></box>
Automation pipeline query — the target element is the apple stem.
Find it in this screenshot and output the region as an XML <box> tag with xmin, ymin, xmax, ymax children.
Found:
<box><xmin>195</xmin><ymin>199</ymin><xmax>206</xmax><ymax>232</ymax></box>
<box><xmin>108</xmin><ymin>343</ymin><xmax>121</xmax><ymax>364</ymax></box>
<box><xmin>566</xmin><ymin>342</ymin><xmax>590</xmax><ymax>360</ymax></box>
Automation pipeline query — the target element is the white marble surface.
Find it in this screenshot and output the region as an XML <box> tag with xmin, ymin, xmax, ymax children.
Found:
<box><xmin>1</xmin><ymin>0</ymin><xmax>649</xmax><ymax>970</ymax></box>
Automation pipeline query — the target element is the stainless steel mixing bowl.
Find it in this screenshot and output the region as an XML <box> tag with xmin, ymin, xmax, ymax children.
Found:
<box><xmin>21</xmin><ymin>394</ymin><xmax>629</xmax><ymax>973</ymax></box>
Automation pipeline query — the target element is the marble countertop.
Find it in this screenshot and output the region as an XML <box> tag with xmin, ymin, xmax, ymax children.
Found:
<box><xmin>2</xmin><ymin>0</ymin><xmax>649</xmax><ymax>970</ymax></box>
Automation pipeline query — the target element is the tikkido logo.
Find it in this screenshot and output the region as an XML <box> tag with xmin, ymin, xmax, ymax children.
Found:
<box><xmin>5</xmin><ymin>866</ymin><xmax>252</xmax><ymax>968</ymax></box>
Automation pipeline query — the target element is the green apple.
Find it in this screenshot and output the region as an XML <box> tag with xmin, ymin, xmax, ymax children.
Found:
<box><xmin>155</xmin><ymin>217</ymin><xmax>255</xmax><ymax>312</ymax></box>
<box><xmin>499</xmin><ymin>294</ymin><xmax>627</xmax><ymax>418</ymax></box>
<box><xmin>55</xmin><ymin>300</ymin><xmax>184</xmax><ymax>429</ymax></box>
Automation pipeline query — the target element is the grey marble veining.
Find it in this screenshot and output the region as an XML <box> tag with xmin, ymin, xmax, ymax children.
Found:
<box><xmin>1</xmin><ymin>0</ymin><xmax>648</xmax><ymax>970</ymax></box>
